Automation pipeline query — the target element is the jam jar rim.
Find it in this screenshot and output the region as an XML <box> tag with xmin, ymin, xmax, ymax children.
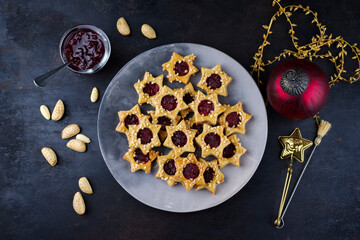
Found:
<box><xmin>59</xmin><ymin>24</ymin><xmax>111</xmax><ymax>74</ymax></box>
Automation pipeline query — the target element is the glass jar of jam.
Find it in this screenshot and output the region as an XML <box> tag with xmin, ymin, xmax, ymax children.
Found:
<box><xmin>59</xmin><ymin>25</ymin><xmax>111</xmax><ymax>74</ymax></box>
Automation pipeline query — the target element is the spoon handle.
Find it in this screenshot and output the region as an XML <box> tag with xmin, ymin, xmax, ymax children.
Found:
<box><xmin>33</xmin><ymin>62</ymin><xmax>70</xmax><ymax>88</ymax></box>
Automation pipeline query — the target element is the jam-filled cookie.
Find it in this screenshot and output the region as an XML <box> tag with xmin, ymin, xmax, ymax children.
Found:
<box><xmin>134</xmin><ymin>72</ymin><xmax>163</xmax><ymax>106</ymax></box>
<box><xmin>195</xmin><ymin>124</ymin><xmax>231</xmax><ymax>159</ymax></box>
<box><xmin>163</xmin><ymin>120</ymin><xmax>197</xmax><ymax>157</ymax></box>
<box><xmin>195</xmin><ymin>159</ymin><xmax>224</xmax><ymax>194</ymax></box>
<box><xmin>128</xmin><ymin>117</ymin><xmax>161</xmax><ymax>154</ymax></box>
<box><xmin>175</xmin><ymin>153</ymin><xmax>206</xmax><ymax>191</ymax></box>
<box><xmin>218</xmin><ymin>134</ymin><xmax>247</xmax><ymax>168</ymax></box>
<box><xmin>155</xmin><ymin>151</ymin><xmax>182</xmax><ymax>186</ymax></box>
<box><xmin>153</xmin><ymin>85</ymin><xmax>188</xmax><ymax>121</ymax></box>
<box><xmin>218</xmin><ymin>102</ymin><xmax>252</xmax><ymax>135</ymax></box>
<box><xmin>123</xmin><ymin>148</ymin><xmax>159</xmax><ymax>173</ymax></box>
<box><xmin>189</xmin><ymin>91</ymin><xmax>226</xmax><ymax>125</ymax></box>
<box><xmin>179</xmin><ymin>83</ymin><xmax>197</xmax><ymax>118</ymax></box>
<box><xmin>197</xmin><ymin>64</ymin><xmax>233</xmax><ymax>96</ymax></box>
<box><xmin>115</xmin><ymin>104</ymin><xmax>150</xmax><ymax>137</ymax></box>
<box><xmin>148</xmin><ymin>110</ymin><xmax>181</xmax><ymax>142</ymax></box>
<box><xmin>162</xmin><ymin>52</ymin><xmax>199</xmax><ymax>84</ymax></box>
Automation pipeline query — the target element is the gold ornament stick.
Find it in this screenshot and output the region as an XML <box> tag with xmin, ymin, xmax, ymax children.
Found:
<box><xmin>274</xmin><ymin>121</ymin><xmax>332</xmax><ymax>229</ymax></box>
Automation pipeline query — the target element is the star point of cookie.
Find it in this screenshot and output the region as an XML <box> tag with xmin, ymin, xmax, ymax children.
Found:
<box><xmin>134</xmin><ymin>72</ymin><xmax>163</xmax><ymax>106</ymax></box>
<box><xmin>163</xmin><ymin>120</ymin><xmax>197</xmax><ymax>157</ymax></box>
<box><xmin>162</xmin><ymin>52</ymin><xmax>199</xmax><ymax>84</ymax></box>
<box><xmin>195</xmin><ymin>124</ymin><xmax>231</xmax><ymax>159</ymax></box>
<box><xmin>128</xmin><ymin>117</ymin><xmax>161</xmax><ymax>153</ymax></box>
<box><xmin>115</xmin><ymin>104</ymin><xmax>150</xmax><ymax>136</ymax></box>
<box><xmin>218</xmin><ymin>134</ymin><xmax>247</xmax><ymax>168</ymax></box>
<box><xmin>153</xmin><ymin>85</ymin><xmax>188</xmax><ymax>121</ymax></box>
<box><xmin>155</xmin><ymin>151</ymin><xmax>182</xmax><ymax>186</ymax></box>
<box><xmin>189</xmin><ymin>91</ymin><xmax>226</xmax><ymax>125</ymax></box>
<box><xmin>197</xmin><ymin>64</ymin><xmax>233</xmax><ymax>96</ymax></box>
<box><xmin>175</xmin><ymin>153</ymin><xmax>206</xmax><ymax>191</ymax></box>
<box><xmin>123</xmin><ymin>148</ymin><xmax>159</xmax><ymax>173</ymax></box>
<box><xmin>218</xmin><ymin>101</ymin><xmax>252</xmax><ymax>135</ymax></box>
<box><xmin>195</xmin><ymin>159</ymin><xmax>224</xmax><ymax>194</ymax></box>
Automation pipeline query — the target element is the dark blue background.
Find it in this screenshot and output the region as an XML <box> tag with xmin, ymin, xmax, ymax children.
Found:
<box><xmin>1</xmin><ymin>0</ymin><xmax>359</xmax><ymax>239</ymax></box>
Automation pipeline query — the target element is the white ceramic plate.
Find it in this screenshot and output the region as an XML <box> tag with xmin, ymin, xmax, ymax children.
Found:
<box><xmin>98</xmin><ymin>43</ymin><xmax>268</xmax><ymax>213</ymax></box>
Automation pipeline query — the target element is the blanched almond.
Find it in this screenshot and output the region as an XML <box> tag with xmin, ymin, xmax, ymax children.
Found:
<box><xmin>61</xmin><ymin>124</ymin><xmax>81</xmax><ymax>139</ymax></box>
<box><xmin>141</xmin><ymin>24</ymin><xmax>156</xmax><ymax>39</ymax></box>
<box><xmin>76</xmin><ymin>134</ymin><xmax>91</xmax><ymax>143</ymax></box>
<box><xmin>78</xmin><ymin>177</ymin><xmax>93</xmax><ymax>194</ymax></box>
<box><xmin>73</xmin><ymin>192</ymin><xmax>86</xmax><ymax>215</ymax></box>
<box><xmin>40</xmin><ymin>105</ymin><xmax>51</xmax><ymax>120</ymax></box>
<box><xmin>90</xmin><ymin>87</ymin><xmax>99</xmax><ymax>103</ymax></box>
<box><xmin>41</xmin><ymin>147</ymin><xmax>57</xmax><ymax>166</ymax></box>
<box><xmin>67</xmin><ymin>139</ymin><xmax>86</xmax><ymax>152</ymax></box>
<box><xmin>116</xmin><ymin>17</ymin><xmax>131</xmax><ymax>36</ymax></box>
<box><xmin>51</xmin><ymin>99</ymin><xmax>65</xmax><ymax>121</ymax></box>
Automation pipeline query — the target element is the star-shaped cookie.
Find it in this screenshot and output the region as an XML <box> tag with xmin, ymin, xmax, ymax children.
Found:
<box><xmin>218</xmin><ymin>134</ymin><xmax>247</xmax><ymax>168</ymax></box>
<box><xmin>155</xmin><ymin>151</ymin><xmax>182</xmax><ymax>187</ymax></box>
<box><xmin>197</xmin><ymin>64</ymin><xmax>233</xmax><ymax>96</ymax></box>
<box><xmin>189</xmin><ymin>91</ymin><xmax>226</xmax><ymax>125</ymax></box>
<box><xmin>163</xmin><ymin>120</ymin><xmax>197</xmax><ymax>157</ymax></box>
<box><xmin>152</xmin><ymin>85</ymin><xmax>188</xmax><ymax>121</ymax></box>
<box><xmin>128</xmin><ymin>117</ymin><xmax>161</xmax><ymax>154</ymax></box>
<box><xmin>218</xmin><ymin>101</ymin><xmax>252</xmax><ymax>135</ymax></box>
<box><xmin>123</xmin><ymin>148</ymin><xmax>159</xmax><ymax>173</ymax></box>
<box><xmin>134</xmin><ymin>72</ymin><xmax>163</xmax><ymax>106</ymax></box>
<box><xmin>195</xmin><ymin>124</ymin><xmax>231</xmax><ymax>159</ymax></box>
<box><xmin>162</xmin><ymin>52</ymin><xmax>199</xmax><ymax>84</ymax></box>
<box><xmin>175</xmin><ymin>153</ymin><xmax>206</xmax><ymax>191</ymax></box>
<box><xmin>195</xmin><ymin>159</ymin><xmax>224</xmax><ymax>194</ymax></box>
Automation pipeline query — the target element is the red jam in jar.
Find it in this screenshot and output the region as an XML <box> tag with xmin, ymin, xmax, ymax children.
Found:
<box><xmin>64</xmin><ymin>29</ymin><xmax>105</xmax><ymax>71</ymax></box>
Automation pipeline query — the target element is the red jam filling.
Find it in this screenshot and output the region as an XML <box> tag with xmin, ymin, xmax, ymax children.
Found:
<box><xmin>226</xmin><ymin>112</ymin><xmax>241</xmax><ymax>127</ymax></box>
<box><xmin>174</xmin><ymin>61</ymin><xmax>189</xmax><ymax>76</ymax></box>
<box><xmin>164</xmin><ymin>159</ymin><xmax>176</xmax><ymax>175</ymax></box>
<box><xmin>223</xmin><ymin>143</ymin><xmax>236</xmax><ymax>158</ymax></box>
<box><xmin>137</xmin><ymin>128</ymin><xmax>153</xmax><ymax>144</ymax></box>
<box><xmin>204</xmin><ymin>133</ymin><xmax>221</xmax><ymax>148</ymax></box>
<box><xmin>161</xmin><ymin>95</ymin><xmax>178</xmax><ymax>111</ymax></box>
<box><xmin>143</xmin><ymin>83</ymin><xmax>160</xmax><ymax>96</ymax></box>
<box><xmin>183</xmin><ymin>163</ymin><xmax>200</xmax><ymax>179</ymax></box>
<box><xmin>191</xmin><ymin>123</ymin><xmax>203</xmax><ymax>136</ymax></box>
<box><xmin>157</xmin><ymin>116</ymin><xmax>172</xmax><ymax>131</ymax></box>
<box><xmin>134</xmin><ymin>148</ymin><xmax>151</xmax><ymax>164</ymax></box>
<box><xmin>198</xmin><ymin>100</ymin><xmax>214</xmax><ymax>116</ymax></box>
<box><xmin>183</xmin><ymin>93</ymin><xmax>194</xmax><ymax>105</ymax></box>
<box><xmin>204</xmin><ymin>167</ymin><xmax>215</xmax><ymax>183</ymax></box>
<box><xmin>206</xmin><ymin>74</ymin><xmax>222</xmax><ymax>90</ymax></box>
<box><xmin>64</xmin><ymin>29</ymin><xmax>105</xmax><ymax>71</ymax></box>
<box><xmin>125</xmin><ymin>114</ymin><xmax>139</xmax><ymax>128</ymax></box>
<box><xmin>171</xmin><ymin>131</ymin><xmax>187</xmax><ymax>147</ymax></box>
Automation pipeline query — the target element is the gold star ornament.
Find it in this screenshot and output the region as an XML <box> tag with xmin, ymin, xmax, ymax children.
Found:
<box><xmin>278</xmin><ymin>128</ymin><xmax>313</xmax><ymax>162</ymax></box>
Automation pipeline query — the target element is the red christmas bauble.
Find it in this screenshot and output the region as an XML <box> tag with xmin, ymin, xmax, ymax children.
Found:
<box><xmin>267</xmin><ymin>59</ymin><xmax>329</xmax><ymax>120</ymax></box>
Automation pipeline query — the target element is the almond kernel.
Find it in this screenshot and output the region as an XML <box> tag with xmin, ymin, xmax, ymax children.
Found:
<box><xmin>40</xmin><ymin>105</ymin><xmax>51</xmax><ymax>120</ymax></box>
<box><xmin>61</xmin><ymin>124</ymin><xmax>81</xmax><ymax>139</ymax></box>
<box><xmin>116</xmin><ymin>17</ymin><xmax>131</xmax><ymax>36</ymax></box>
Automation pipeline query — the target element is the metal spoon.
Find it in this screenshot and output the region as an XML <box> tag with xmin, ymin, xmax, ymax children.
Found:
<box><xmin>33</xmin><ymin>61</ymin><xmax>70</xmax><ymax>88</ymax></box>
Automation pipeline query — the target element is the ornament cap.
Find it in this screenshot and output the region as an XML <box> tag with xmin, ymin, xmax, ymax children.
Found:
<box><xmin>280</xmin><ymin>68</ymin><xmax>309</xmax><ymax>96</ymax></box>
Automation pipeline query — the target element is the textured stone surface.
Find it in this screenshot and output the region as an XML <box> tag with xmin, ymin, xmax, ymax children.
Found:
<box><xmin>0</xmin><ymin>0</ymin><xmax>359</xmax><ymax>239</ymax></box>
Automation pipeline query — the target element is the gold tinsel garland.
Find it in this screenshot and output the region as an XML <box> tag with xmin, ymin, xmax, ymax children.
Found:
<box><xmin>250</xmin><ymin>0</ymin><xmax>360</xmax><ymax>87</ymax></box>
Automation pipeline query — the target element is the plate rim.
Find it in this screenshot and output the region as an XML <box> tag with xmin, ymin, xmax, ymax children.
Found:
<box><xmin>97</xmin><ymin>42</ymin><xmax>268</xmax><ymax>213</ymax></box>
